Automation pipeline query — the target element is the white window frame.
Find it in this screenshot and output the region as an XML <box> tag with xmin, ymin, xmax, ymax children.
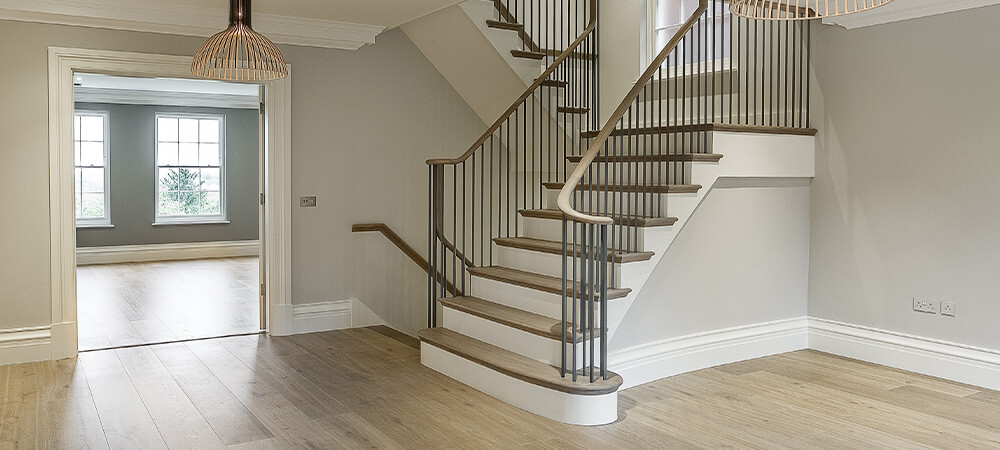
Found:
<box><xmin>74</xmin><ymin>110</ymin><xmax>112</xmax><ymax>228</ymax></box>
<box><xmin>642</xmin><ymin>0</ymin><xmax>732</xmax><ymax>78</ymax></box>
<box><xmin>153</xmin><ymin>112</ymin><xmax>228</xmax><ymax>225</ymax></box>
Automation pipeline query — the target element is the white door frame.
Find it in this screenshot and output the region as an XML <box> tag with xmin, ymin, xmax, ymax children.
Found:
<box><xmin>47</xmin><ymin>47</ymin><xmax>294</xmax><ymax>360</ymax></box>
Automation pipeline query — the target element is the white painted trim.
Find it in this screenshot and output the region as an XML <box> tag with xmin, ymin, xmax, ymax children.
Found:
<box><xmin>0</xmin><ymin>326</ymin><xmax>53</xmax><ymax>366</ymax></box>
<box><xmin>46</xmin><ymin>47</ymin><xmax>292</xmax><ymax>363</ymax></box>
<box><xmin>822</xmin><ymin>0</ymin><xmax>1000</xmax><ymax>29</ymax></box>
<box><xmin>809</xmin><ymin>318</ymin><xmax>1000</xmax><ymax>391</ymax></box>
<box><xmin>280</xmin><ymin>298</ymin><xmax>388</xmax><ymax>336</ymax></box>
<box><xmin>1</xmin><ymin>0</ymin><xmax>385</xmax><ymax>50</ymax></box>
<box><xmin>75</xmin><ymin>87</ymin><xmax>259</xmax><ymax>109</ymax></box>
<box><xmin>608</xmin><ymin>317</ymin><xmax>810</xmax><ymax>390</ymax></box>
<box><xmin>76</xmin><ymin>240</ymin><xmax>259</xmax><ymax>265</ymax></box>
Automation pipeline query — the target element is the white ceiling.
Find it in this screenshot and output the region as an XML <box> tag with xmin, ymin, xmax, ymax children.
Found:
<box><xmin>130</xmin><ymin>0</ymin><xmax>463</xmax><ymax>28</ymax></box>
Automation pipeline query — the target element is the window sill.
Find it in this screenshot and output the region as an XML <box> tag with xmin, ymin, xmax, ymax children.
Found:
<box><xmin>152</xmin><ymin>219</ymin><xmax>231</xmax><ymax>226</ymax></box>
<box><xmin>76</xmin><ymin>223</ymin><xmax>114</xmax><ymax>229</ymax></box>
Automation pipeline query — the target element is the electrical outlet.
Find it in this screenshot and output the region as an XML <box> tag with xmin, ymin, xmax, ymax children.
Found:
<box><xmin>300</xmin><ymin>196</ymin><xmax>317</xmax><ymax>207</ymax></box>
<box><xmin>913</xmin><ymin>298</ymin><xmax>938</xmax><ymax>314</ymax></box>
<box><xmin>941</xmin><ymin>301</ymin><xmax>956</xmax><ymax>317</ymax></box>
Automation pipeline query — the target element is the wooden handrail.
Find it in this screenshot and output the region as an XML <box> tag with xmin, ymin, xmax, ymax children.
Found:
<box><xmin>426</xmin><ymin>0</ymin><xmax>598</xmax><ymax>166</ymax></box>
<box><xmin>353</xmin><ymin>223</ymin><xmax>462</xmax><ymax>296</ymax></box>
<box><xmin>556</xmin><ymin>0</ymin><xmax>708</xmax><ymax>225</ymax></box>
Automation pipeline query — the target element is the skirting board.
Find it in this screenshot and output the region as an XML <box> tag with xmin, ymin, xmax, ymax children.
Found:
<box><xmin>76</xmin><ymin>240</ymin><xmax>259</xmax><ymax>265</ymax></box>
<box><xmin>809</xmin><ymin>317</ymin><xmax>1000</xmax><ymax>392</ymax></box>
<box><xmin>0</xmin><ymin>326</ymin><xmax>53</xmax><ymax>366</ymax></box>
<box><xmin>288</xmin><ymin>298</ymin><xmax>387</xmax><ymax>335</ymax></box>
<box><xmin>608</xmin><ymin>316</ymin><xmax>1000</xmax><ymax>392</ymax></box>
<box><xmin>608</xmin><ymin>317</ymin><xmax>810</xmax><ymax>390</ymax></box>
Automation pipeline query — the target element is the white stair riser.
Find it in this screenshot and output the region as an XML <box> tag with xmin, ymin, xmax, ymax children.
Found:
<box><xmin>420</xmin><ymin>342</ymin><xmax>619</xmax><ymax>426</ymax></box>
<box><xmin>496</xmin><ymin>245</ymin><xmax>652</xmax><ymax>288</ymax></box>
<box><xmin>542</xmin><ymin>187</ymin><xmax>702</xmax><ymax>218</ymax></box>
<box><xmin>521</xmin><ymin>214</ymin><xmax>664</xmax><ymax>252</ymax></box>
<box><xmin>566</xmin><ymin>160</ymin><xmax>697</xmax><ymax>184</ymax></box>
<box><xmin>442</xmin><ymin>307</ymin><xmax>604</xmax><ymax>369</ymax></box>
<box><xmin>470</xmin><ymin>276</ymin><xmax>612</xmax><ymax>322</ymax></box>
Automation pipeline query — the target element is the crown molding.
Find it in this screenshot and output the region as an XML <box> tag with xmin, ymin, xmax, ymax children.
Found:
<box><xmin>75</xmin><ymin>87</ymin><xmax>260</xmax><ymax>109</ymax></box>
<box><xmin>822</xmin><ymin>0</ymin><xmax>1000</xmax><ymax>29</ymax></box>
<box><xmin>0</xmin><ymin>0</ymin><xmax>386</xmax><ymax>50</ymax></box>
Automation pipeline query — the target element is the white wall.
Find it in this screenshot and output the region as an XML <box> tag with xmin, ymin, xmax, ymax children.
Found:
<box><xmin>0</xmin><ymin>20</ymin><xmax>485</xmax><ymax>337</ymax></box>
<box><xmin>611</xmin><ymin>181</ymin><xmax>811</xmax><ymax>351</ymax></box>
<box><xmin>809</xmin><ymin>6</ymin><xmax>1000</xmax><ymax>351</ymax></box>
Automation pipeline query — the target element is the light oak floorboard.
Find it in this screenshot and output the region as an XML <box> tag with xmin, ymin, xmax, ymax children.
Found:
<box><xmin>77</xmin><ymin>257</ymin><xmax>262</xmax><ymax>351</ymax></box>
<box><xmin>2</xmin><ymin>330</ymin><xmax>999</xmax><ymax>449</ymax></box>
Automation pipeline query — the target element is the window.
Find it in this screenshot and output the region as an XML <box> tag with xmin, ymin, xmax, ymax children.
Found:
<box><xmin>155</xmin><ymin>114</ymin><xmax>226</xmax><ymax>224</ymax></box>
<box><xmin>644</xmin><ymin>0</ymin><xmax>731</xmax><ymax>72</ymax></box>
<box><xmin>74</xmin><ymin>112</ymin><xmax>111</xmax><ymax>227</ymax></box>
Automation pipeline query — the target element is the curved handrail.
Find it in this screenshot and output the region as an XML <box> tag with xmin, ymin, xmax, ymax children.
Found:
<box><xmin>557</xmin><ymin>0</ymin><xmax>708</xmax><ymax>225</ymax></box>
<box><xmin>426</xmin><ymin>0</ymin><xmax>598</xmax><ymax>166</ymax></box>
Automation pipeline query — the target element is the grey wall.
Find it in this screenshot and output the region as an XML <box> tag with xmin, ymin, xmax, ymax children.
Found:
<box><xmin>611</xmin><ymin>183</ymin><xmax>811</xmax><ymax>351</ymax></box>
<box><xmin>809</xmin><ymin>7</ymin><xmax>1000</xmax><ymax>350</ymax></box>
<box><xmin>75</xmin><ymin>103</ymin><xmax>260</xmax><ymax>247</ymax></box>
<box><xmin>0</xmin><ymin>21</ymin><xmax>485</xmax><ymax>334</ymax></box>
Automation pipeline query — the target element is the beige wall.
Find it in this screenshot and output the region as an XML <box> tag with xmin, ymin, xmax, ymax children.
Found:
<box><xmin>809</xmin><ymin>7</ymin><xmax>1000</xmax><ymax>350</ymax></box>
<box><xmin>611</xmin><ymin>182</ymin><xmax>811</xmax><ymax>351</ymax></box>
<box><xmin>0</xmin><ymin>20</ymin><xmax>485</xmax><ymax>335</ymax></box>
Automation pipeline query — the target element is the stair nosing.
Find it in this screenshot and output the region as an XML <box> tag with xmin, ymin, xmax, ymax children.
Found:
<box><xmin>580</xmin><ymin>123</ymin><xmax>819</xmax><ymax>139</ymax></box>
<box><xmin>418</xmin><ymin>328</ymin><xmax>623</xmax><ymax>396</ymax></box>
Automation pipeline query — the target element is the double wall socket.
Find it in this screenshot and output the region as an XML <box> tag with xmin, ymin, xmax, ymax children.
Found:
<box><xmin>913</xmin><ymin>298</ymin><xmax>957</xmax><ymax>317</ymax></box>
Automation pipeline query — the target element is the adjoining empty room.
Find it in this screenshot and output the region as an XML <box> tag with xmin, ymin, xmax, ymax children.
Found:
<box><xmin>73</xmin><ymin>74</ymin><xmax>264</xmax><ymax>351</ymax></box>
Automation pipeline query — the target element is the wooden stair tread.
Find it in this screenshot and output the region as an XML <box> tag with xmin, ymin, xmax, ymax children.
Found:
<box><xmin>494</xmin><ymin>237</ymin><xmax>654</xmax><ymax>263</ymax></box>
<box><xmin>542</xmin><ymin>48</ymin><xmax>596</xmax><ymax>60</ymax></box>
<box><xmin>512</xmin><ymin>49</ymin><xmax>546</xmax><ymax>60</ymax></box>
<box><xmin>418</xmin><ymin>328</ymin><xmax>623</xmax><ymax>395</ymax></box>
<box><xmin>519</xmin><ymin>209</ymin><xmax>678</xmax><ymax>227</ymax></box>
<box><xmin>439</xmin><ymin>296</ymin><xmax>599</xmax><ymax>342</ymax></box>
<box><xmin>566</xmin><ymin>153</ymin><xmax>723</xmax><ymax>163</ymax></box>
<box><xmin>468</xmin><ymin>266</ymin><xmax>630</xmax><ymax>300</ymax></box>
<box><xmin>486</xmin><ymin>20</ymin><xmax>523</xmax><ymax>32</ymax></box>
<box><xmin>537</xmin><ymin>78</ymin><xmax>568</xmax><ymax>88</ymax></box>
<box><xmin>558</xmin><ymin>106</ymin><xmax>590</xmax><ymax>115</ymax></box>
<box><xmin>580</xmin><ymin>123</ymin><xmax>819</xmax><ymax>139</ymax></box>
<box><xmin>543</xmin><ymin>182</ymin><xmax>702</xmax><ymax>194</ymax></box>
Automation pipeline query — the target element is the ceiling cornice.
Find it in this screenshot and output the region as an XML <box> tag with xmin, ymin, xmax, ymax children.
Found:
<box><xmin>822</xmin><ymin>0</ymin><xmax>1000</xmax><ymax>29</ymax></box>
<box><xmin>0</xmin><ymin>0</ymin><xmax>387</xmax><ymax>50</ymax></box>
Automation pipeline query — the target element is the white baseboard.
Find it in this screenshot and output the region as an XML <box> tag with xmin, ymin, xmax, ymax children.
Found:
<box><xmin>809</xmin><ymin>317</ymin><xmax>1000</xmax><ymax>391</ymax></box>
<box><xmin>286</xmin><ymin>298</ymin><xmax>387</xmax><ymax>335</ymax></box>
<box><xmin>76</xmin><ymin>240</ymin><xmax>259</xmax><ymax>265</ymax></box>
<box><xmin>0</xmin><ymin>326</ymin><xmax>53</xmax><ymax>366</ymax></box>
<box><xmin>609</xmin><ymin>317</ymin><xmax>810</xmax><ymax>389</ymax></box>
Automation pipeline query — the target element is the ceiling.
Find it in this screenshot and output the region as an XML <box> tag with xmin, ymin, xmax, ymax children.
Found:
<box><xmin>75</xmin><ymin>73</ymin><xmax>259</xmax><ymax>97</ymax></box>
<box><xmin>134</xmin><ymin>0</ymin><xmax>464</xmax><ymax>28</ymax></box>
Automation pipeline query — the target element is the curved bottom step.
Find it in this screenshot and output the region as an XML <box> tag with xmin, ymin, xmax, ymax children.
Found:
<box><xmin>419</xmin><ymin>328</ymin><xmax>621</xmax><ymax>426</ymax></box>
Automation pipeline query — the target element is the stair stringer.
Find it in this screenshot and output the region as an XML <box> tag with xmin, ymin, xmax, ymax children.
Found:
<box><xmin>596</xmin><ymin>131</ymin><xmax>816</xmax><ymax>345</ymax></box>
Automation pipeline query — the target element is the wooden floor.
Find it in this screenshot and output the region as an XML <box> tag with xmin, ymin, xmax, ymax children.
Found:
<box><xmin>2</xmin><ymin>327</ymin><xmax>998</xmax><ymax>449</ymax></box>
<box><xmin>77</xmin><ymin>257</ymin><xmax>261</xmax><ymax>351</ymax></box>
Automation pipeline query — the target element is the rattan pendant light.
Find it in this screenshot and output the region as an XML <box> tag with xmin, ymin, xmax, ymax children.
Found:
<box><xmin>192</xmin><ymin>0</ymin><xmax>287</xmax><ymax>81</ymax></box>
<box><xmin>730</xmin><ymin>0</ymin><xmax>894</xmax><ymax>20</ymax></box>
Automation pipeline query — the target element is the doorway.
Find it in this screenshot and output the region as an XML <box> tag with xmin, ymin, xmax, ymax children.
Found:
<box><xmin>47</xmin><ymin>47</ymin><xmax>293</xmax><ymax>360</ymax></box>
<box><xmin>72</xmin><ymin>74</ymin><xmax>265</xmax><ymax>351</ymax></box>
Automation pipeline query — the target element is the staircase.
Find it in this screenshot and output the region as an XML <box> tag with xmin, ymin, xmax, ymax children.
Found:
<box><xmin>417</xmin><ymin>0</ymin><xmax>817</xmax><ymax>425</ymax></box>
